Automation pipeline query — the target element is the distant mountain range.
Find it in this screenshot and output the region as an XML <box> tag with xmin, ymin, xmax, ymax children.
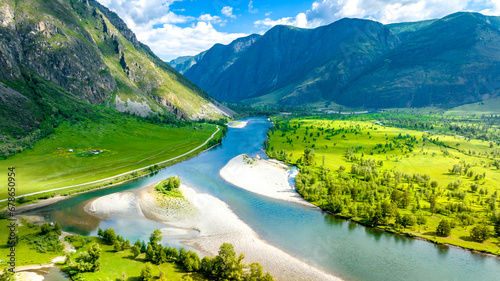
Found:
<box><xmin>0</xmin><ymin>0</ymin><xmax>233</xmax><ymax>139</ymax></box>
<box><xmin>170</xmin><ymin>12</ymin><xmax>500</xmax><ymax>108</ymax></box>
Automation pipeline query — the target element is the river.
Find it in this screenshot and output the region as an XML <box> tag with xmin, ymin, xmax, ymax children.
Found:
<box><xmin>28</xmin><ymin>117</ymin><xmax>500</xmax><ymax>281</ymax></box>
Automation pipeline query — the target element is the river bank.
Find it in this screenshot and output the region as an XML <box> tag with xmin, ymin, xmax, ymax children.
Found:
<box><xmin>84</xmin><ymin>183</ymin><xmax>340</xmax><ymax>281</ymax></box>
<box><xmin>220</xmin><ymin>154</ymin><xmax>315</xmax><ymax>208</ymax></box>
<box><xmin>7</xmin><ymin>135</ymin><xmax>223</xmax><ymax>215</ymax></box>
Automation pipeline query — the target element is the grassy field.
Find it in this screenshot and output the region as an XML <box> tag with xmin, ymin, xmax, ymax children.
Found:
<box><xmin>66</xmin><ymin>236</ymin><xmax>203</xmax><ymax>280</ymax></box>
<box><xmin>0</xmin><ymin>117</ymin><xmax>219</xmax><ymax>201</ymax></box>
<box><xmin>0</xmin><ymin>219</ymin><xmax>63</xmax><ymax>268</ymax></box>
<box><xmin>268</xmin><ymin>114</ymin><xmax>500</xmax><ymax>254</ymax></box>
<box><xmin>445</xmin><ymin>97</ymin><xmax>500</xmax><ymax>116</ymax></box>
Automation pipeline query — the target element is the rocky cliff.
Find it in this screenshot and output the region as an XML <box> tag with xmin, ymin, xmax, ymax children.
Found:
<box><xmin>0</xmin><ymin>0</ymin><xmax>233</xmax><ymax>124</ymax></box>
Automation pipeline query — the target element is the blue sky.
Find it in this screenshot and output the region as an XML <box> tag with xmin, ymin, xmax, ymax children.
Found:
<box><xmin>97</xmin><ymin>0</ymin><xmax>500</xmax><ymax>61</ymax></box>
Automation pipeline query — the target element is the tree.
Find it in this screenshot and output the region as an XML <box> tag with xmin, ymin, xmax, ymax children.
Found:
<box><xmin>436</xmin><ymin>220</ymin><xmax>451</xmax><ymax>237</ymax></box>
<box><xmin>103</xmin><ymin>229</ymin><xmax>117</xmax><ymax>245</ymax></box>
<box><xmin>401</xmin><ymin>214</ymin><xmax>416</xmax><ymax>228</ymax></box>
<box><xmin>429</xmin><ymin>195</ymin><xmax>437</xmax><ymax>215</ymax></box>
<box><xmin>123</xmin><ymin>239</ymin><xmax>131</xmax><ymax>249</ymax></box>
<box><xmin>370</xmin><ymin>205</ymin><xmax>384</xmax><ymax>225</ymax></box>
<box><xmin>54</xmin><ymin>222</ymin><xmax>62</xmax><ymax>235</ymax></box>
<box><xmin>212</xmin><ymin>243</ymin><xmax>245</xmax><ymax>280</ymax></box>
<box><xmin>244</xmin><ymin>262</ymin><xmax>274</xmax><ymax>281</ymax></box>
<box><xmin>149</xmin><ymin>229</ymin><xmax>162</xmax><ymax>245</ymax></box>
<box><xmin>183</xmin><ymin>251</ymin><xmax>201</xmax><ymax>272</ymax></box>
<box><xmin>145</xmin><ymin>244</ymin><xmax>154</xmax><ymax>261</ymax></box>
<box><xmin>495</xmin><ymin>216</ymin><xmax>500</xmax><ymax>237</ymax></box>
<box><xmin>140</xmin><ymin>263</ymin><xmax>153</xmax><ymax>281</ymax></box>
<box><xmin>113</xmin><ymin>240</ymin><xmax>122</xmax><ymax>252</ymax></box>
<box><xmin>166</xmin><ymin>246</ymin><xmax>179</xmax><ymax>261</ymax></box>
<box><xmin>131</xmin><ymin>246</ymin><xmax>140</xmax><ymax>258</ymax></box>
<box><xmin>40</xmin><ymin>223</ymin><xmax>52</xmax><ymax>235</ymax></box>
<box><xmin>75</xmin><ymin>243</ymin><xmax>101</xmax><ymax>273</ymax></box>
<box><xmin>470</xmin><ymin>225</ymin><xmax>490</xmax><ymax>242</ymax></box>
<box><xmin>302</xmin><ymin>148</ymin><xmax>315</xmax><ymax>166</ymax></box>
<box><xmin>201</xmin><ymin>256</ymin><xmax>214</xmax><ymax>276</ymax></box>
<box><xmin>97</xmin><ymin>228</ymin><xmax>104</xmax><ymax>237</ymax></box>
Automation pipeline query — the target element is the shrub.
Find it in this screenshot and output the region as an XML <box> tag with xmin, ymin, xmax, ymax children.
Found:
<box><xmin>436</xmin><ymin>220</ymin><xmax>451</xmax><ymax>237</ymax></box>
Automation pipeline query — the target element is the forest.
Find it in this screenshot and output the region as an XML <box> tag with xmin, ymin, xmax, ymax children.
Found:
<box><xmin>267</xmin><ymin>113</ymin><xmax>500</xmax><ymax>254</ymax></box>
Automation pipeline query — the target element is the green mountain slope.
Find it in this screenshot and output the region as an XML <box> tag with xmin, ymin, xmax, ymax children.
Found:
<box><xmin>0</xmin><ymin>0</ymin><xmax>233</xmax><ymax>130</ymax></box>
<box><xmin>182</xmin><ymin>20</ymin><xmax>398</xmax><ymax>105</ymax></box>
<box><xmin>174</xmin><ymin>12</ymin><xmax>500</xmax><ymax>109</ymax></box>
<box><xmin>338</xmin><ymin>12</ymin><xmax>500</xmax><ymax>108</ymax></box>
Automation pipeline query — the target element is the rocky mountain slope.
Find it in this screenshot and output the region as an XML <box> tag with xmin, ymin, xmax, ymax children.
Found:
<box><xmin>0</xmin><ymin>0</ymin><xmax>233</xmax><ymax>136</ymax></box>
<box><xmin>173</xmin><ymin>12</ymin><xmax>500</xmax><ymax>108</ymax></box>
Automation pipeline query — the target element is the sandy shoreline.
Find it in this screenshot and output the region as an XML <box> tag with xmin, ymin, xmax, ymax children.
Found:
<box><xmin>228</xmin><ymin>121</ymin><xmax>248</xmax><ymax>128</ymax></box>
<box><xmin>85</xmin><ymin>184</ymin><xmax>340</xmax><ymax>280</ymax></box>
<box><xmin>220</xmin><ymin>154</ymin><xmax>316</xmax><ymax>208</ymax></box>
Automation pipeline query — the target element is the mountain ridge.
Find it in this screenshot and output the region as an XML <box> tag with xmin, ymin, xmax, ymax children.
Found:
<box><xmin>0</xmin><ymin>0</ymin><xmax>233</xmax><ymax>126</ymax></box>
<box><xmin>171</xmin><ymin>12</ymin><xmax>500</xmax><ymax>109</ymax></box>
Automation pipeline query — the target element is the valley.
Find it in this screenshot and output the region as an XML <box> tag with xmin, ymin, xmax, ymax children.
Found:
<box><xmin>2</xmin><ymin>0</ymin><xmax>500</xmax><ymax>280</ymax></box>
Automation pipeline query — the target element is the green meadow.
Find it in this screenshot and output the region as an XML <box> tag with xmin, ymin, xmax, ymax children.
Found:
<box><xmin>268</xmin><ymin>114</ymin><xmax>500</xmax><ymax>254</ymax></box>
<box><xmin>66</xmin><ymin>237</ymin><xmax>203</xmax><ymax>281</ymax></box>
<box><xmin>0</xmin><ymin>117</ymin><xmax>219</xmax><ymax>200</ymax></box>
<box><xmin>0</xmin><ymin>219</ymin><xmax>63</xmax><ymax>268</ymax></box>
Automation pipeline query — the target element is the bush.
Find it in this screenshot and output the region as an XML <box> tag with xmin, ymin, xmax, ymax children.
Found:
<box><xmin>470</xmin><ymin>225</ymin><xmax>490</xmax><ymax>242</ymax></box>
<box><xmin>140</xmin><ymin>263</ymin><xmax>153</xmax><ymax>281</ymax></box>
<box><xmin>436</xmin><ymin>220</ymin><xmax>451</xmax><ymax>237</ymax></box>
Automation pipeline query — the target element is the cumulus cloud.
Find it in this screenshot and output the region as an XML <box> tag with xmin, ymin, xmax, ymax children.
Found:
<box><xmin>133</xmin><ymin>22</ymin><xmax>247</xmax><ymax>60</ymax></box>
<box><xmin>97</xmin><ymin>0</ymin><xmax>246</xmax><ymax>60</ymax></box>
<box><xmin>254</xmin><ymin>0</ymin><xmax>500</xmax><ymax>29</ymax></box>
<box><xmin>254</xmin><ymin>13</ymin><xmax>308</xmax><ymax>28</ymax></box>
<box><xmin>221</xmin><ymin>6</ymin><xmax>237</xmax><ymax>19</ymax></box>
<box><xmin>481</xmin><ymin>0</ymin><xmax>500</xmax><ymax>15</ymax></box>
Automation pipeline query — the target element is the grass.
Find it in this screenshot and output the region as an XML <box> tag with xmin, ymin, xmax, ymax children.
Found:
<box><xmin>67</xmin><ymin>237</ymin><xmax>204</xmax><ymax>280</ymax></box>
<box><xmin>0</xmin><ymin>219</ymin><xmax>63</xmax><ymax>269</ymax></box>
<box><xmin>445</xmin><ymin>97</ymin><xmax>500</xmax><ymax>116</ymax></box>
<box><xmin>268</xmin><ymin>114</ymin><xmax>500</xmax><ymax>255</ymax></box>
<box><xmin>0</xmin><ymin>118</ymin><xmax>217</xmax><ymax>200</ymax></box>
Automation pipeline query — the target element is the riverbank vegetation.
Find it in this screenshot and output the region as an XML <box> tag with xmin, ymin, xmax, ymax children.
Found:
<box><xmin>155</xmin><ymin>176</ymin><xmax>183</xmax><ymax>198</ymax></box>
<box><xmin>0</xmin><ymin>219</ymin><xmax>64</xmax><ymax>269</ymax></box>
<box><xmin>62</xmin><ymin>228</ymin><xmax>274</xmax><ymax>280</ymax></box>
<box><xmin>0</xmin><ymin>117</ymin><xmax>224</xmax><ymax>205</ymax></box>
<box><xmin>267</xmin><ymin>113</ymin><xmax>500</xmax><ymax>255</ymax></box>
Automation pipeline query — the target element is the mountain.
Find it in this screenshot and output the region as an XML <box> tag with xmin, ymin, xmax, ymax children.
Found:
<box><xmin>182</xmin><ymin>21</ymin><xmax>397</xmax><ymax>105</ymax></box>
<box><xmin>174</xmin><ymin>12</ymin><xmax>500</xmax><ymax>109</ymax></box>
<box><xmin>168</xmin><ymin>52</ymin><xmax>207</xmax><ymax>75</ymax></box>
<box><xmin>338</xmin><ymin>12</ymin><xmax>500</xmax><ymax>108</ymax></box>
<box><xmin>0</xmin><ymin>0</ymin><xmax>233</xmax><ymax>139</ymax></box>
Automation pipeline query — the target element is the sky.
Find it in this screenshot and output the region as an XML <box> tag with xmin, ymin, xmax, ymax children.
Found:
<box><xmin>96</xmin><ymin>0</ymin><xmax>500</xmax><ymax>61</ymax></box>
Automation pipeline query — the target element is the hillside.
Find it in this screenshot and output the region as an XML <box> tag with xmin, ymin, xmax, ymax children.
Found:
<box><xmin>338</xmin><ymin>12</ymin><xmax>500</xmax><ymax>108</ymax></box>
<box><xmin>0</xmin><ymin>0</ymin><xmax>233</xmax><ymax>143</ymax></box>
<box><xmin>173</xmin><ymin>12</ymin><xmax>500</xmax><ymax>109</ymax></box>
<box><xmin>181</xmin><ymin>20</ymin><xmax>397</xmax><ymax>105</ymax></box>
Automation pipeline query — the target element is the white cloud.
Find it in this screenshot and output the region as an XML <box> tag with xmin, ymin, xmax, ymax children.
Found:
<box><xmin>96</xmin><ymin>0</ymin><xmax>246</xmax><ymax>60</ymax></box>
<box><xmin>255</xmin><ymin>0</ymin><xmax>500</xmax><ymax>30</ymax></box>
<box><xmin>480</xmin><ymin>0</ymin><xmax>500</xmax><ymax>15</ymax></box>
<box><xmin>221</xmin><ymin>6</ymin><xmax>237</xmax><ymax>19</ymax></box>
<box><xmin>198</xmin><ymin>14</ymin><xmax>224</xmax><ymax>24</ymax></box>
<box><xmin>248</xmin><ymin>1</ymin><xmax>258</xmax><ymax>14</ymax></box>
<box><xmin>132</xmin><ymin>21</ymin><xmax>246</xmax><ymax>61</ymax></box>
<box><xmin>254</xmin><ymin>13</ymin><xmax>308</xmax><ymax>28</ymax></box>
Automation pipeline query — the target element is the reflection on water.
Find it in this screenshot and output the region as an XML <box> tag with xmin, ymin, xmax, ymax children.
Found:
<box><xmin>26</xmin><ymin>117</ymin><xmax>500</xmax><ymax>281</ymax></box>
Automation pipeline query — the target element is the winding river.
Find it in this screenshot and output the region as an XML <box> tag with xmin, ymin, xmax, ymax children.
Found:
<box><xmin>28</xmin><ymin>117</ymin><xmax>500</xmax><ymax>281</ymax></box>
